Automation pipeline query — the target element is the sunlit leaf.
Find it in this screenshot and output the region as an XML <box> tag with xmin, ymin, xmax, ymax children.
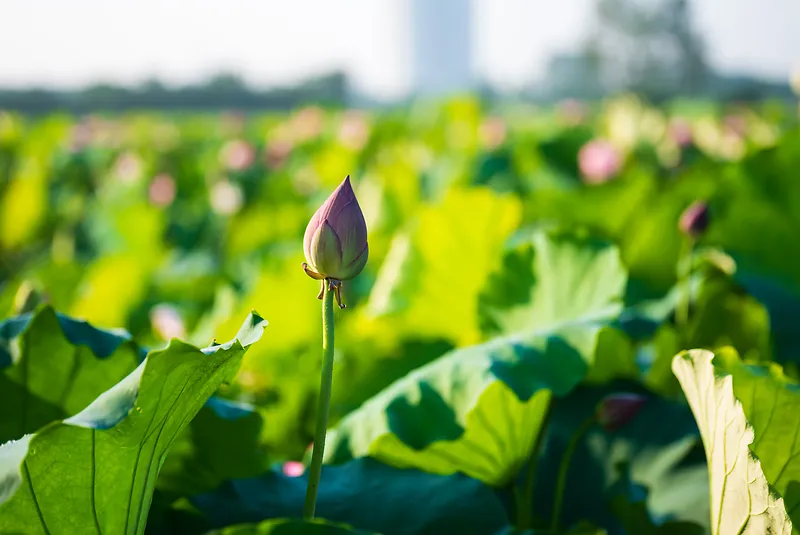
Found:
<box><xmin>0</xmin><ymin>312</ymin><xmax>266</xmax><ymax>535</ymax></box>
<box><xmin>672</xmin><ymin>349</ymin><xmax>793</xmax><ymax>534</ymax></box>
<box><xmin>479</xmin><ymin>231</ymin><xmax>627</xmax><ymax>336</ymax></box>
<box><xmin>0</xmin><ymin>158</ymin><xmax>47</xmax><ymax>249</ymax></box>
<box><xmin>0</xmin><ymin>305</ymin><xmax>143</xmax><ymax>443</ymax></box>
<box><xmin>368</xmin><ymin>188</ymin><xmax>522</xmax><ymax>346</ymax></box>
<box><xmin>325</xmin><ymin>321</ymin><xmax>629</xmax><ymax>487</ymax></box>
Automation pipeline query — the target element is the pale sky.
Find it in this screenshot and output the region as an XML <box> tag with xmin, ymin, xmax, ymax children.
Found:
<box><xmin>0</xmin><ymin>0</ymin><xmax>797</xmax><ymax>98</ymax></box>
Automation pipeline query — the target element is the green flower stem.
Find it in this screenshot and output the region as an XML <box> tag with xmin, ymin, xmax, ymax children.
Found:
<box><xmin>676</xmin><ymin>236</ymin><xmax>695</xmax><ymax>327</ymax></box>
<box><xmin>515</xmin><ymin>404</ymin><xmax>552</xmax><ymax>530</ymax></box>
<box><xmin>550</xmin><ymin>416</ymin><xmax>596</xmax><ymax>533</ymax></box>
<box><xmin>303</xmin><ymin>283</ymin><xmax>336</xmax><ymax>519</ymax></box>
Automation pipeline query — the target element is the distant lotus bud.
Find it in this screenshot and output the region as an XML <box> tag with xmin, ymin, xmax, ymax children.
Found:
<box><xmin>337</xmin><ymin>111</ymin><xmax>370</xmax><ymax>150</ymax></box>
<box><xmin>303</xmin><ymin>176</ymin><xmax>368</xmax><ymax>287</ymax></box>
<box><xmin>557</xmin><ymin>98</ymin><xmax>588</xmax><ymax>125</ymax></box>
<box><xmin>282</xmin><ymin>461</ymin><xmax>305</xmax><ymax>478</ymax></box>
<box><xmin>723</xmin><ymin>114</ymin><xmax>747</xmax><ymax>138</ymax></box>
<box><xmin>220</xmin><ymin>139</ymin><xmax>255</xmax><ymax>172</ymax></box>
<box><xmin>679</xmin><ymin>201</ymin><xmax>710</xmax><ymax>239</ymax></box>
<box><xmin>596</xmin><ymin>393</ymin><xmax>646</xmax><ymax>432</ymax></box>
<box><xmin>209</xmin><ymin>179</ymin><xmax>244</xmax><ymax>216</ymax></box>
<box><xmin>150</xmin><ymin>303</ymin><xmax>187</xmax><ymax>341</ymax></box>
<box><xmin>149</xmin><ymin>173</ymin><xmax>176</xmax><ymax>207</ymax></box>
<box><xmin>479</xmin><ymin>116</ymin><xmax>507</xmax><ymax>149</ymax></box>
<box><xmin>578</xmin><ymin>139</ymin><xmax>621</xmax><ymax>184</ymax></box>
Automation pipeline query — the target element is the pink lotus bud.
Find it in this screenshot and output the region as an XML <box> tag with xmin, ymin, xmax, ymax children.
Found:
<box><xmin>302</xmin><ymin>175</ymin><xmax>368</xmax><ymax>282</ymax></box>
<box><xmin>678</xmin><ymin>201</ymin><xmax>710</xmax><ymax>239</ymax></box>
<box><xmin>596</xmin><ymin>393</ymin><xmax>646</xmax><ymax>432</ymax></box>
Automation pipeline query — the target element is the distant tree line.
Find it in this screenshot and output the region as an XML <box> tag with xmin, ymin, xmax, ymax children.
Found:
<box><xmin>538</xmin><ymin>0</ymin><xmax>795</xmax><ymax>104</ymax></box>
<box><xmin>0</xmin><ymin>71</ymin><xmax>348</xmax><ymax>114</ymax></box>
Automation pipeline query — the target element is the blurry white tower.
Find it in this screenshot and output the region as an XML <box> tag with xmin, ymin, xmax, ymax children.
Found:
<box><xmin>410</xmin><ymin>0</ymin><xmax>474</xmax><ymax>97</ymax></box>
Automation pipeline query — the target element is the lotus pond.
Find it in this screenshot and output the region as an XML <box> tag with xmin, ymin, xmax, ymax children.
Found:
<box><xmin>1</xmin><ymin>96</ymin><xmax>800</xmax><ymax>534</ymax></box>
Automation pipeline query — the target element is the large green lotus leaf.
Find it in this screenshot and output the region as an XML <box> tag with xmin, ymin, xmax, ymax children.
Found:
<box><xmin>715</xmin><ymin>348</ymin><xmax>800</xmax><ymax>528</ymax></box>
<box><xmin>713</xmin><ymin>144</ymin><xmax>800</xmax><ymax>290</ymax></box>
<box><xmin>478</xmin><ymin>231</ymin><xmax>627</xmax><ymax>336</ymax></box>
<box><xmin>366</xmin><ymin>187</ymin><xmax>522</xmax><ymax>346</ymax></box>
<box><xmin>324</xmin><ymin>321</ymin><xmax>628</xmax><ymax>487</ymax></box>
<box><xmin>643</xmin><ymin>262</ymin><xmax>772</xmax><ymax>396</ymax></box>
<box><xmin>0</xmin><ymin>312</ymin><xmax>267</xmax><ymax>535</ymax></box>
<box><xmin>521</xmin><ymin>168</ymin><xmax>655</xmax><ymax>241</ymax></box>
<box><xmin>607</xmin><ymin>463</ymin><xmax>705</xmax><ymax>535</ymax></box>
<box><xmin>681</xmin><ymin>267</ymin><xmax>771</xmax><ymax>359</ymax></box>
<box><xmin>0</xmin><ymin>306</ymin><xmax>270</xmax><ymax>502</ymax></box>
<box><xmin>532</xmin><ymin>383</ymin><xmax>709</xmax><ymax>534</ymax></box>
<box><xmin>492</xmin><ymin>525</ymin><xmax>606</xmax><ymax>535</ymax></box>
<box><xmin>0</xmin><ymin>305</ymin><xmax>145</xmax><ymax>443</ymax></box>
<box><xmin>330</xmin><ymin>338</ymin><xmax>455</xmax><ymax>419</ymax></box>
<box><xmin>672</xmin><ymin>349</ymin><xmax>793</xmax><ymax>534</ymax></box>
<box><xmin>155</xmin><ymin>396</ymin><xmax>271</xmax><ymax>502</ymax></box>
<box><xmin>163</xmin><ymin>458</ymin><xmax>507</xmax><ymax>535</ymax></box>
<box><xmin>734</xmin><ymin>271</ymin><xmax>800</xmax><ymax>362</ymax></box>
<box><xmin>206</xmin><ymin>518</ymin><xmax>377</xmax><ymax>535</ymax></box>
<box><xmin>477</xmin><ymin>231</ymin><xmax>639</xmax><ymax>385</ymax></box>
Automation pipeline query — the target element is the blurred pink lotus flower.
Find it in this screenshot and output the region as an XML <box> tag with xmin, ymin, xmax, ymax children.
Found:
<box><xmin>68</xmin><ymin>122</ymin><xmax>94</xmax><ymax>152</ymax></box>
<box><xmin>89</xmin><ymin>116</ymin><xmax>123</xmax><ymax>149</ymax></box>
<box><xmin>220</xmin><ymin>139</ymin><xmax>255</xmax><ymax>172</ymax></box>
<box><xmin>291</xmin><ymin>106</ymin><xmax>324</xmax><ymax>142</ymax></box>
<box><xmin>220</xmin><ymin>111</ymin><xmax>247</xmax><ymax>136</ymax></box>
<box><xmin>557</xmin><ymin>99</ymin><xmax>588</xmax><ymax>125</ymax></box>
<box><xmin>150</xmin><ymin>304</ymin><xmax>186</xmax><ymax>341</ymax></box>
<box><xmin>210</xmin><ymin>179</ymin><xmax>244</xmax><ymax>215</ymax></box>
<box><xmin>337</xmin><ymin>111</ymin><xmax>370</xmax><ymax>150</ymax></box>
<box><xmin>148</xmin><ymin>173</ymin><xmax>176</xmax><ymax>207</ymax></box>
<box><xmin>723</xmin><ymin>114</ymin><xmax>747</xmax><ymax>138</ymax></box>
<box><xmin>479</xmin><ymin>116</ymin><xmax>507</xmax><ymax>150</ymax></box>
<box><xmin>264</xmin><ymin>139</ymin><xmax>294</xmax><ymax>170</ymax></box>
<box><xmin>668</xmin><ymin>118</ymin><xmax>693</xmax><ymax>147</ymax></box>
<box><xmin>113</xmin><ymin>152</ymin><xmax>144</xmax><ymax>183</ymax></box>
<box><xmin>578</xmin><ymin>139</ymin><xmax>622</xmax><ymax>184</ymax></box>
<box><xmin>282</xmin><ymin>461</ymin><xmax>305</xmax><ymax>478</ymax></box>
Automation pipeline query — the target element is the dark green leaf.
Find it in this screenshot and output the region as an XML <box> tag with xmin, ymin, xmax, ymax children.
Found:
<box><xmin>0</xmin><ymin>305</ymin><xmax>144</xmax><ymax>443</ymax></box>
<box><xmin>324</xmin><ymin>322</ymin><xmax>630</xmax><ymax>487</ymax></box>
<box><xmin>531</xmin><ymin>383</ymin><xmax>709</xmax><ymax>535</ymax></box>
<box><xmin>0</xmin><ymin>312</ymin><xmax>267</xmax><ymax>535</ymax></box>
<box><xmin>479</xmin><ymin>231</ymin><xmax>627</xmax><ymax>337</ymax></box>
<box><xmin>155</xmin><ymin>396</ymin><xmax>270</xmax><ymax>501</ymax></box>
<box><xmin>170</xmin><ymin>458</ymin><xmax>507</xmax><ymax>535</ymax></box>
<box><xmin>607</xmin><ymin>462</ymin><xmax>705</xmax><ymax>535</ymax></box>
<box><xmin>206</xmin><ymin>518</ymin><xmax>377</xmax><ymax>535</ymax></box>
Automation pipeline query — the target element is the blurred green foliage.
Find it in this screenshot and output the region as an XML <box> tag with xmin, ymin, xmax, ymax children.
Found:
<box><xmin>2</xmin><ymin>94</ymin><xmax>800</xmax><ymax>534</ymax></box>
